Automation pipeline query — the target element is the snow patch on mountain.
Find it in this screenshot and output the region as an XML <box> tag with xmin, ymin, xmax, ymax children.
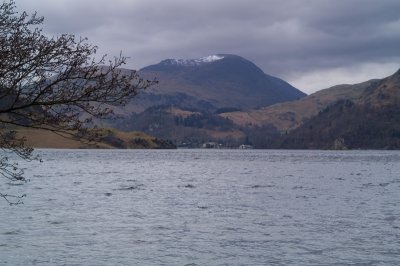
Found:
<box><xmin>161</xmin><ymin>55</ymin><xmax>224</xmax><ymax>66</ymax></box>
<box><xmin>198</xmin><ymin>55</ymin><xmax>224</xmax><ymax>63</ymax></box>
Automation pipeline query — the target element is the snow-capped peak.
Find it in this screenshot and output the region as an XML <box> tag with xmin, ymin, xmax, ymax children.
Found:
<box><xmin>163</xmin><ymin>55</ymin><xmax>224</xmax><ymax>66</ymax></box>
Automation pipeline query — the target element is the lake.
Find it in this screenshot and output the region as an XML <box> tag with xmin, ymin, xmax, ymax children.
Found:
<box><xmin>1</xmin><ymin>149</ymin><xmax>400</xmax><ymax>265</ymax></box>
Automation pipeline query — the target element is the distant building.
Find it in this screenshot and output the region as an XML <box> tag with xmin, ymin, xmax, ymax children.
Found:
<box><xmin>333</xmin><ymin>138</ymin><xmax>347</xmax><ymax>150</ymax></box>
<box><xmin>239</xmin><ymin>144</ymin><xmax>253</xmax><ymax>149</ymax></box>
<box><xmin>202</xmin><ymin>142</ymin><xmax>221</xmax><ymax>149</ymax></box>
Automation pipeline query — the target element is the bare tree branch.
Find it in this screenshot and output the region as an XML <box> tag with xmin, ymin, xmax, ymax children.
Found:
<box><xmin>0</xmin><ymin>0</ymin><xmax>156</xmax><ymax>204</ymax></box>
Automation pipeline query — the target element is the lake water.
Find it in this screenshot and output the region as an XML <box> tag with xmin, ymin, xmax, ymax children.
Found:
<box><xmin>1</xmin><ymin>149</ymin><xmax>400</xmax><ymax>265</ymax></box>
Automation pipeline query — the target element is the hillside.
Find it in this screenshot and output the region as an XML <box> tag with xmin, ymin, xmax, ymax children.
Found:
<box><xmin>14</xmin><ymin>128</ymin><xmax>176</xmax><ymax>149</ymax></box>
<box><xmin>220</xmin><ymin>78</ymin><xmax>380</xmax><ymax>131</ymax></box>
<box><xmin>274</xmin><ymin>100</ymin><xmax>400</xmax><ymax>149</ymax></box>
<box><xmin>268</xmin><ymin>69</ymin><xmax>400</xmax><ymax>149</ymax></box>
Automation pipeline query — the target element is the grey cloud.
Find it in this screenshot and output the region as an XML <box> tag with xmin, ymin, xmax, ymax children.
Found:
<box><xmin>16</xmin><ymin>0</ymin><xmax>400</xmax><ymax>92</ymax></box>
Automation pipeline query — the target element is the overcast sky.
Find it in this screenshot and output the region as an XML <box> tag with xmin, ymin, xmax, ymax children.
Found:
<box><xmin>16</xmin><ymin>0</ymin><xmax>400</xmax><ymax>94</ymax></box>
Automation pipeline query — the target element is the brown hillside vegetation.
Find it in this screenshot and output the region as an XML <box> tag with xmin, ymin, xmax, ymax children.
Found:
<box><xmin>14</xmin><ymin>128</ymin><xmax>176</xmax><ymax>149</ymax></box>
<box><xmin>220</xmin><ymin>79</ymin><xmax>380</xmax><ymax>131</ymax></box>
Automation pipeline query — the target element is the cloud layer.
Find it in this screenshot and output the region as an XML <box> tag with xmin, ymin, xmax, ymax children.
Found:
<box><xmin>17</xmin><ymin>0</ymin><xmax>400</xmax><ymax>93</ymax></box>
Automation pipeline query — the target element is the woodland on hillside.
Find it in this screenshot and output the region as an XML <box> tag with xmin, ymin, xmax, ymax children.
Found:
<box><xmin>272</xmin><ymin>100</ymin><xmax>400</xmax><ymax>150</ymax></box>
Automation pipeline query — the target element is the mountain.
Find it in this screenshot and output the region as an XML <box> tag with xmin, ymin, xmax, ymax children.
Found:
<box><xmin>129</xmin><ymin>54</ymin><xmax>305</xmax><ymax>112</ymax></box>
<box><xmin>276</xmin><ymin>69</ymin><xmax>400</xmax><ymax>149</ymax></box>
<box><xmin>106</xmin><ymin>54</ymin><xmax>306</xmax><ymax>147</ymax></box>
<box><xmin>228</xmin><ymin>69</ymin><xmax>400</xmax><ymax>149</ymax></box>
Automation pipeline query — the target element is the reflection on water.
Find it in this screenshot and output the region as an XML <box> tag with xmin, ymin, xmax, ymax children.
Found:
<box><xmin>1</xmin><ymin>149</ymin><xmax>400</xmax><ymax>265</ymax></box>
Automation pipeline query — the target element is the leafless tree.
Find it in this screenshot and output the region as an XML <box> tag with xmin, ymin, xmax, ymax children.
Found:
<box><xmin>0</xmin><ymin>1</ymin><xmax>156</xmax><ymax>204</ymax></box>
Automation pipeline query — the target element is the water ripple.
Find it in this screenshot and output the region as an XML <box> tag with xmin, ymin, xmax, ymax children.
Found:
<box><xmin>1</xmin><ymin>149</ymin><xmax>400</xmax><ymax>265</ymax></box>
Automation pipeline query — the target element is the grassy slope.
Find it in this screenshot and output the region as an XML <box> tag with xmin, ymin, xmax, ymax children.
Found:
<box><xmin>15</xmin><ymin>128</ymin><xmax>175</xmax><ymax>149</ymax></box>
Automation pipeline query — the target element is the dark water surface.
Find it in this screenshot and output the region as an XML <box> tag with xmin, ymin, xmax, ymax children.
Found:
<box><xmin>1</xmin><ymin>149</ymin><xmax>400</xmax><ymax>265</ymax></box>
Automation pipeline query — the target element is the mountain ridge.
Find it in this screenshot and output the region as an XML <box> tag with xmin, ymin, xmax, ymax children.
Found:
<box><xmin>134</xmin><ymin>54</ymin><xmax>306</xmax><ymax>111</ymax></box>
